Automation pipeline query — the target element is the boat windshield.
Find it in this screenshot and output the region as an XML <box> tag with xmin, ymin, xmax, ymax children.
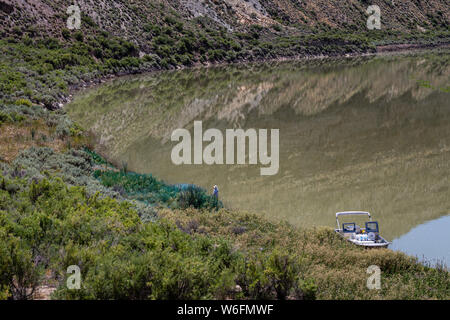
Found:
<box><xmin>342</xmin><ymin>223</ymin><xmax>356</xmax><ymax>233</ymax></box>
<box><xmin>366</xmin><ymin>221</ymin><xmax>379</xmax><ymax>233</ymax></box>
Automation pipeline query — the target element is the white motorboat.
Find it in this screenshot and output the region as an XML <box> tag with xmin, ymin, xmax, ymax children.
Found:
<box><xmin>335</xmin><ymin>211</ymin><xmax>390</xmax><ymax>248</ymax></box>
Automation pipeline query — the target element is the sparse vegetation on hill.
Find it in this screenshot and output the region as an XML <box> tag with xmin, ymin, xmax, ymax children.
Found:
<box><xmin>0</xmin><ymin>150</ymin><xmax>449</xmax><ymax>299</ymax></box>
<box><xmin>0</xmin><ymin>0</ymin><xmax>449</xmax><ymax>300</ymax></box>
<box><xmin>0</xmin><ymin>0</ymin><xmax>448</xmax><ymax>108</ymax></box>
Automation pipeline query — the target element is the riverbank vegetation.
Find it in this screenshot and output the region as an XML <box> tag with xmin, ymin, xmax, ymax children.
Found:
<box><xmin>0</xmin><ymin>147</ymin><xmax>448</xmax><ymax>300</ymax></box>
<box><xmin>1</xmin><ymin>23</ymin><xmax>448</xmax><ymax>108</ymax></box>
<box><xmin>0</xmin><ymin>0</ymin><xmax>449</xmax><ymax>300</ymax></box>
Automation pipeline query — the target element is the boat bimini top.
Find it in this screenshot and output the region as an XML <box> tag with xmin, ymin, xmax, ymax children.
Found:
<box><xmin>336</xmin><ymin>211</ymin><xmax>371</xmax><ymax>230</ymax></box>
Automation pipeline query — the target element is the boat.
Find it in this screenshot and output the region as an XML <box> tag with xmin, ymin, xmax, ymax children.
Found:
<box><xmin>334</xmin><ymin>211</ymin><xmax>390</xmax><ymax>248</ymax></box>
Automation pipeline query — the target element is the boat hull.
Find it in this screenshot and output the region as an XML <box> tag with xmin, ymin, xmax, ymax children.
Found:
<box><xmin>335</xmin><ymin>230</ymin><xmax>390</xmax><ymax>248</ymax></box>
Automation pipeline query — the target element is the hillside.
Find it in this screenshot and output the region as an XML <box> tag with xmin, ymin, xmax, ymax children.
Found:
<box><xmin>1</xmin><ymin>0</ymin><xmax>449</xmax><ymax>56</ymax></box>
<box><xmin>0</xmin><ymin>148</ymin><xmax>448</xmax><ymax>299</ymax></box>
<box><xmin>0</xmin><ymin>0</ymin><xmax>448</xmax><ymax>110</ymax></box>
<box><xmin>1</xmin><ymin>0</ymin><xmax>449</xmax><ymax>41</ymax></box>
<box><xmin>0</xmin><ymin>0</ymin><xmax>449</xmax><ymax>300</ymax></box>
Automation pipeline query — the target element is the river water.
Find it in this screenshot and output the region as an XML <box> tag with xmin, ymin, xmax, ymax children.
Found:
<box><xmin>67</xmin><ymin>51</ymin><xmax>450</xmax><ymax>266</ymax></box>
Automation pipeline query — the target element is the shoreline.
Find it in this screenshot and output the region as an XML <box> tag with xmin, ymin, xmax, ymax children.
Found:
<box><xmin>64</xmin><ymin>45</ymin><xmax>450</xmax><ymax>247</ymax></box>
<box><xmin>61</xmin><ymin>42</ymin><xmax>450</xmax><ymax>108</ymax></box>
<box><xmin>1</xmin><ymin>0</ymin><xmax>449</xmax><ymax>299</ymax></box>
<box><xmin>1</xmin><ymin>39</ymin><xmax>449</xmax><ymax>300</ymax></box>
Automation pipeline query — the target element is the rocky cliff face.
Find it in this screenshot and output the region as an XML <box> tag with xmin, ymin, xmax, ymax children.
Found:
<box><xmin>1</xmin><ymin>0</ymin><xmax>448</xmax><ymax>49</ymax></box>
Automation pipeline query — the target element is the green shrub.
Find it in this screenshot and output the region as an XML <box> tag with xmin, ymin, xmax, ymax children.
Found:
<box><xmin>61</xmin><ymin>28</ymin><xmax>71</xmax><ymax>40</ymax></box>
<box><xmin>93</xmin><ymin>170</ymin><xmax>178</xmax><ymax>205</ymax></box>
<box><xmin>265</xmin><ymin>249</ymin><xmax>302</xmax><ymax>299</ymax></box>
<box><xmin>297</xmin><ymin>279</ymin><xmax>317</xmax><ymax>300</ymax></box>
<box><xmin>272</xmin><ymin>24</ymin><xmax>282</xmax><ymax>32</ymax></box>
<box><xmin>177</xmin><ymin>184</ymin><xmax>222</xmax><ymax>210</ymax></box>
<box><xmin>14</xmin><ymin>99</ymin><xmax>32</xmax><ymax>107</ymax></box>
<box><xmin>235</xmin><ymin>249</ymin><xmax>309</xmax><ymax>300</ymax></box>
<box><xmin>0</xmin><ymin>173</ymin><xmax>275</xmax><ymax>300</ymax></box>
<box><xmin>178</xmin><ymin>185</ymin><xmax>207</xmax><ymax>209</ymax></box>
<box><xmin>74</xmin><ymin>31</ymin><xmax>84</xmax><ymax>42</ymax></box>
<box><xmin>0</xmin><ymin>230</ymin><xmax>42</xmax><ymax>300</ymax></box>
<box><xmin>0</xmin><ymin>111</ymin><xmax>13</xmax><ymax>125</ymax></box>
<box><xmin>53</xmin><ymin>222</ymin><xmax>240</xmax><ymax>299</ymax></box>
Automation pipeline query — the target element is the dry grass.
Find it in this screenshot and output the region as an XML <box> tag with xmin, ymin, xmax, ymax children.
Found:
<box><xmin>159</xmin><ymin>208</ymin><xmax>450</xmax><ymax>299</ymax></box>
<box><xmin>0</xmin><ymin>121</ymin><xmax>89</xmax><ymax>162</ymax></box>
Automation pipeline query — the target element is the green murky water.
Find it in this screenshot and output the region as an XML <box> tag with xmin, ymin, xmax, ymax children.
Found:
<box><xmin>67</xmin><ymin>52</ymin><xmax>450</xmax><ymax>262</ymax></box>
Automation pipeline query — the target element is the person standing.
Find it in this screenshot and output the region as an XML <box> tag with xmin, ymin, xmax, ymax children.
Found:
<box><xmin>213</xmin><ymin>185</ymin><xmax>219</xmax><ymax>199</ymax></box>
<box><xmin>212</xmin><ymin>185</ymin><xmax>219</xmax><ymax>211</ymax></box>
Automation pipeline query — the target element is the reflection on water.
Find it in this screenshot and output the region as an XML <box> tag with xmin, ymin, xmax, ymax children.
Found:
<box><xmin>391</xmin><ymin>215</ymin><xmax>450</xmax><ymax>267</ymax></box>
<box><xmin>68</xmin><ymin>52</ymin><xmax>450</xmax><ymax>258</ymax></box>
